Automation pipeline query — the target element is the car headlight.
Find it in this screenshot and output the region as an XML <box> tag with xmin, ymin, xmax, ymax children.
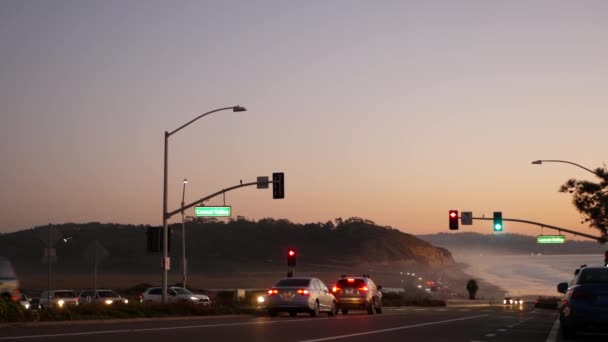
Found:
<box><xmin>24</xmin><ymin>303</ymin><xmax>30</xmax><ymax>310</ymax></box>
<box><xmin>123</xmin><ymin>299</ymin><xmax>129</xmax><ymax>304</ymax></box>
<box><xmin>105</xmin><ymin>299</ymin><xmax>113</xmax><ymax>305</ymax></box>
<box><xmin>503</xmin><ymin>299</ymin><xmax>507</xmax><ymax>304</ymax></box>
<box><xmin>190</xmin><ymin>296</ymin><xmax>198</xmax><ymax>301</ymax></box>
<box><xmin>519</xmin><ymin>300</ymin><xmax>523</xmax><ymax>304</ymax></box>
<box><xmin>58</xmin><ymin>300</ymin><xmax>65</xmax><ymax>307</ymax></box>
<box><xmin>257</xmin><ymin>296</ymin><xmax>265</xmax><ymax>303</ymax></box>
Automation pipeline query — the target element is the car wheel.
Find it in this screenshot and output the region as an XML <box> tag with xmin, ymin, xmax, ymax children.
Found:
<box><xmin>328</xmin><ymin>301</ymin><xmax>337</xmax><ymax>317</ymax></box>
<box><xmin>289</xmin><ymin>310</ymin><xmax>297</xmax><ymax>317</ymax></box>
<box><xmin>366</xmin><ymin>301</ymin><xmax>375</xmax><ymax>315</ymax></box>
<box><xmin>268</xmin><ymin>309</ymin><xmax>278</xmax><ymax>317</ymax></box>
<box><xmin>375</xmin><ymin>298</ymin><xmax>382</xmax><ymax>314</ymax></box>
<box><xmin>310</xmin><ymin>301</ymin><xmax>320</xmax><ymax>317</ymax></box>
<box><xmin>341</xmin><ymin>308</ymin><xmax>349</xmax><ymax>315</ymax></box>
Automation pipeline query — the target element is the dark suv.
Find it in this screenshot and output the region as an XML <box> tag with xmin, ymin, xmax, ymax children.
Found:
<box><xmin>332</xmin><ymin>275</ymin><xmax>382</xmax><ymax>315</ymax></box>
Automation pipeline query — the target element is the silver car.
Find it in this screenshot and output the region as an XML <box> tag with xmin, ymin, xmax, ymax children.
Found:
<box><xmin>79</xmin><ymin>289</ymin><xmax>129</xmax><ymax>305</ymax></box>
<box><xmin>39</xmin><ymin>289</ymin><xmax>79</xmax><ymax>309</ymax></box>
<box><xmin>266</xmin><ymin>277</ymin><xmax>337</xmax><ymax>317</ymax></box>
<box><xmin>140</xmin><ymin>286</ymin><xmax>210</xmax><ymax>305</ymax></box>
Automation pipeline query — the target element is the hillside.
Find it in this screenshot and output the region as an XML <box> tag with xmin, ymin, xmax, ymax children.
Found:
<box><xmin>418</xmin><ymin>232</ymin><xmax>606</xmax><ymax>256</ymax></box>
<box><xmin>1</xmin><ymin>218</ymin><xmax>455</xmax><ymax>286</ymax></box>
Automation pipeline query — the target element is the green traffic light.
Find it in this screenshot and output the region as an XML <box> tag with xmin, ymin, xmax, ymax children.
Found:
<box><xmin>494</xmin><ymin>223</ymin><xmax>503</xmax><ymax>231</ymax></box>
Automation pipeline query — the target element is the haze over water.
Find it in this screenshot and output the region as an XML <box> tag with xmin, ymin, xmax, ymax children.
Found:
<box><xmin>456</xmin><ymin>253</ymin><xmax>601</xmax><ymax>297</ymax></box>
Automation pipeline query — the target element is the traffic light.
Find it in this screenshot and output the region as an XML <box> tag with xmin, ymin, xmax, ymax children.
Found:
<box><xmin>449</xmin><ymin>210</ymin><xmax>459</xmax><ymax>230</ymax></box>
<box><xmin>287</xmin><ymin>248</ymin><xmax>296</xmax><ymax>267</ymax></box>
<box><xmin>604</xmin><ymin>250</ymin><xmax>608</xmax><ymax>267</ymax></box>
<box><xmin>493</xmin><ymin>212</ymin><xmax>503</xmax><ymax>232</ymax></box>
<box><xmin>273</xmin><ymin>172</ymin><xmax>284</xmax><ymax>199</ymax></box>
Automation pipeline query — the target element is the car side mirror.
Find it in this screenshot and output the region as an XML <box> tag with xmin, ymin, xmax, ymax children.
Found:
<box><xmin>557</xmin><ymin>282</ymin><xmax>569</xmax><ymax>294</ymax></box>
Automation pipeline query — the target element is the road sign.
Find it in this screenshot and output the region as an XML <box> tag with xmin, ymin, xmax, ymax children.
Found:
<box><xmin>257</xmin><ymin>176</ymin><xmax>269</xmax><ymax>189</ymax></box>
<box><xmin>461</xmin><ymin>212</ymin><xmax>473</xmax><ymax>225</ymax></box>
<box><xmin>537</xmin><ymin>235</ymin><xmax>566</xmax><ymax>244</ymax></box>
<box><xmin>194</xmin><ymin>206</ymin><xmax>232</xmax><ymax>217</ymax></box>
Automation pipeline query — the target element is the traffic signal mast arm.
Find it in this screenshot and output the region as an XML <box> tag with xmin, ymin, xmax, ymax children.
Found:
<box><xmin>470</xmin><ymin>216</ymin><xmax>602</xmax><ymax>242</ymax></box>
<box><xmin>166</xmin><ymin>179</ymin><xmax>277</xmax><ymax>219</ymax></box>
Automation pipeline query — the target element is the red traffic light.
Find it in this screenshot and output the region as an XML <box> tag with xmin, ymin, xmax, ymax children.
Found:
<box><xmin>287</xmin><ymin>248</ymin><xmax>296</xmax><ymax>267</ymax></box>
<box><xmin>288</xmin><ymin>250</ymin><xmax>295</xmax><ymax>256</ymax></box>
<box><xmin>449</xmin><ymin>210</ymin><xmax>459</xmax><ymax>230</ymax></box>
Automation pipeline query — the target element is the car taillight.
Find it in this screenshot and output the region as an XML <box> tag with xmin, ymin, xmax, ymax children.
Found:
<box><xmin>296</xmin><ymin>289</ymin><xmax>310</xmax><ymax>296</ymax></box>
<box><xmin>332</xmin><ymin>286</ymin><xmax>340</xmax><ymax>293</ymax></box>
<box><xmin>571</xmin><ymin>288</ymin><xmax>595</xmax><ymax>300</ymax></box>
<box><xmin>11</xmin><ymin>289</ymin><xmax>21</xmax><ymax>302</ymax></box>
<box><xmin>267</xmin><ymin>289</ymin><xmax>279</xmax><ymax>296</ymax></box>
<box><xmin>358</xmin><ymin>286</ymin><xmax>369</xmax><ymax>292</ymax></box>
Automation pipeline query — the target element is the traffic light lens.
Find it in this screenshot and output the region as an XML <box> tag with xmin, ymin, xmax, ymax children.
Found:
<box><xmin>494</xmin><ymin>224</ymin><xmax>502</xmax><ymax>231</ymax></box>
<box><xmin>289</xmin><ymin>251</ymin><xmax>295</xmax><ymax>256</ymax></box>
<box><xmin>450</xmin><ymin>212</ymin><xmax>456</xmax><ymax>218</ymax></box>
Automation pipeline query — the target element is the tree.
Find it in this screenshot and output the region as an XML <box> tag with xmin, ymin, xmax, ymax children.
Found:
<box><xmin>466</xmin><ymin>279</ymin><xmax>479</xmax><ymax>300</ymax></box>
<box><xmin>559</xmin><ymin>166</ymin><xmax>608</xmax><ymax>243</ymax></box>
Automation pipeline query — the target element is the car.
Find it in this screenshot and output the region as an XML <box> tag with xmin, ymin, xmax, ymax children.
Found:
<box><xmin>331</xmin><ymin>275</ymin><xmax>382</xmax><ymax>315</ymax></box>
<box><xmin>140</xmin><ymin>286</ymin><xmax>210</xmax><ymax>305</ymax></box>
<box><xmin>39</xmin><ymin>289</ymin><xmax>79</xmax><ymax>309</ymax></box>
<box><xmin>557</xmin><ymin>266</ymin><xmax>608</xmax><ymax>338</ymax></box>
<box><xmin>19</xmin><ymin>293</ymin><xmax>34</xmax><ymax>310</ymax></box>
<box><xmin>503</xmin><ymin>296</ymin><xmax>523</xmax><ymax>305</ymax></box>
<box><xmin>0</xmin><ymin>256</ymin><xmax>20</xmax><ymax>302</ymax></box>
<box><xmin>265</xmin><ymin>277</ymin><xmax>337</xmax><ymax>317</ymax></box>
<box><xmin>79</xmin><ymin>289</ymin><xmax>129</xmax><ymax>305</ymax></box>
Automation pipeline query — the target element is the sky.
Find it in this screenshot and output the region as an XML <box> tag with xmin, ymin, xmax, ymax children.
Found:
<box><xmin>1</xmin><ymin>0</ymin><xmax>607</xmax><ymax>240</ymax></box>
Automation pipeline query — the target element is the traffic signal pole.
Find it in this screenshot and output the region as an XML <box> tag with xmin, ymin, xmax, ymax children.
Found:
<box><xmin>470</xmin><ymin>216</ymin><xmax>602</xmax><ymax>242</ymax></box>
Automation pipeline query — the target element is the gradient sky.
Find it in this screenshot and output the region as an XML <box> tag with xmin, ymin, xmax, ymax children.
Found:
<box><xmin>1</xmin><ymin>0</ymin><xmax>607</xmax><ymax>240</ymax></box>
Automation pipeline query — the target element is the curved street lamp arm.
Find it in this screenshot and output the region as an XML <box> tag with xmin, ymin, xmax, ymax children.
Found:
<box><xmin>532</xmin><ymin>160</ymin><xmax>599</xmax><ymax>176</ymax></box>
<box><xmin>169</xmin><ymin>106</ymin><xmax>237</xmax><ymax>137</ymax></box>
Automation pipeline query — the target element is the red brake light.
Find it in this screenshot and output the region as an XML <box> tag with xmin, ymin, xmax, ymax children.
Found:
<box><xmin>358</xmin><ymin>286</ymin><xmax>369</xmax><ymax>292</ymax></box>
<box><xmin>296</xmin><ymin>289</ymin><xmax>310</xmax><ymax>296</ymax></box>
<box><xmin>267</xmin><ymin>289</ymin><xmax>279</xmax><ymax>296</ymax></box>
<box><xmin>11</xmin><ymin>289</ymin><xmax>21</xmax><ymax>302</ymax></box>
<box><xmin>347</xmin><ymin>278</ymin><xmax>355</xmax><ymax>282</ymax></box>
<box><xmin>332</xmin><ymin>286</ymin><xmax>340</xmax><ymax>293</ymax></box>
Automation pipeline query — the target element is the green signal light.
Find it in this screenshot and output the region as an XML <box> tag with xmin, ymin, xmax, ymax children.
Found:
<box><xmin>494</xmin><ymin>223</ymin><xmax>503</xmax><ymax>231</ymax></box>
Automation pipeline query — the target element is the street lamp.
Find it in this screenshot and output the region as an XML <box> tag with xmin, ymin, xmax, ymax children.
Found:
<box><xmin>162</xmin><ymin>105</ymin><xmax>246</xmax><ymax>303</ymax></box>
<box><xmin>531</xmin><ymin>160</ymin><xmax>598</xmax><ymax>176</ymax></box>
<box><xmin>181</xmin><ymin>178</ymin><xmax>188</xmax><ymax>288</ymax></box>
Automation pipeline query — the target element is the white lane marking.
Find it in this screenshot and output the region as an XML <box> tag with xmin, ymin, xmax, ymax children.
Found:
<box><xmin>0</xmin><ymin>317</ymin><xmax>336</xmax><ymax>341</ymax></box>
<box><xmin>498</xmin><ymin>329</ymin><xmax>507</xmax><ymax>332</ymax></box>
<box><xmin>415</xmin><ymin>308</ymin><xmax>425</xmax><ymax>311</ymax></box>
<box><xmin>296</xmin><ymin>315</ymin><xmax>489</xmax><ymax>342</ymax></box>
<box><xmin>545</xmin><ymin>318</ymin><xmax>560</xmax><ymax>342</ymax></box>
<box><xmin>485</xmin><ymin>333</ymin><xmax>496</xmax><ymax>337</ymax></box>
<box><xmin>507</xmin><ymin>325</ymin><xmax>514</xmax><ymax>328</ymax></box>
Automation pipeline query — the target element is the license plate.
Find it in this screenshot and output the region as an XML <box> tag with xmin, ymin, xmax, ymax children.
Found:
<box><xmin>345</xmin><ymin>289</ymin><xmax>354</xmax><ymax>295</ymax></box>
<box><xmin>281</xmin><ymin>292</ymin><xmax>295</xmax><ymax>300</ymax></box>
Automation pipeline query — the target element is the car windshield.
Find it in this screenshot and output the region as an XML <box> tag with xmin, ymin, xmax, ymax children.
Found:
<box><xmin>54</xmin><ymin>291</ymin><xmax>77</xmax><ymax>298</ymax></box>
<box><xmin>275</xmin><ymin>279</ymin><xmax>311</xmax><ymax>287</ymax></box>
<box><xmin>172</xmin><ymin>288</ymin><xmax>193</xmax><ymax>295</ymax></box>
<box><xmin>579</xmin><ymin>269</ymin><xmax>608</xmax><ymax>284</ymax></box>
<box><xmin>98</xmin><ymin>290</ymin><xmax>119</xmax><ymax>298</ymax></box>
<box><xmin>337</xmin><ymin>278</ymin><xmax>366</xmax><ymax>288</ymax></box>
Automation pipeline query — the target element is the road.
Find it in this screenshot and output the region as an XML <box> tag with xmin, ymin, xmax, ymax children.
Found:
<box><xmin>0</xmin><ymin>304</ymin><xmax>568</xmax><ymax>342</ymax></box>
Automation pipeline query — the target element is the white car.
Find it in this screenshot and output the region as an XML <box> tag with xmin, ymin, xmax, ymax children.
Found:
<box><xmin>79</xmin><ymin>289</ymin><xmax>129</xmax><ymax>305</ymax></box>
<box><xmin>39</xmin><ymin>289</ymin><xmax>79</xmax><ymax>309</ymax></box>
<box><xmin>140</xmin><ymin>286</ymin><xmax>210</xmax><ymax>305</ymax></box>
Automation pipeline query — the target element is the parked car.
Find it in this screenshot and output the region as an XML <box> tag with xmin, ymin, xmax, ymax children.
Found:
<box><xmin>0</xmin><ymin>256</ymin><xmax>20</xmax><ymax>301</ymax></box>
<box><xmin>79</xmin><ymin>289</ymin><xmax>128</xmax><ymax>305</ymax></box>
<box><xmin>557</xmin><ymin>266</ymin><xmax>608</xmax><ymax>338</ymax></box>
<box><xmin>332</xmin><ymin>275</ymin><xmax>382</xmax><ymax>315</ymax></box>
<box><xmin>140</xmin><ymin>286</ymin><xmax>210</xmax><ymax>305</ymax></box>
<box><xmin>266</xmin><ymin>277</ymin><xmax>337</xmax><ymax>317</ymax></box>
<box><xmin>19</xmin><ymin>293</ymin><xmax>34</xmax><ymax>310</ymax></box>
<box><xmin>39</xmin><ymin>289</ymin><xmax>79</xmax><ymax>309</ymax></box>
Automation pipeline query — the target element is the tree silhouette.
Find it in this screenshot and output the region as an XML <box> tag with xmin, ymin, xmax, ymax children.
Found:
<box><xmin>559</xmin><ymin>165</ymin><xmax>608</xmax><ymax>243</ymax></box>
<box><xmin>466</xmin><ymin>279</ymin><xmax>479</xmax><ymax>300</ymax></box>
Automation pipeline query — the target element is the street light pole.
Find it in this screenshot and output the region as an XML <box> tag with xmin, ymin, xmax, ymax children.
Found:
<box><xmin>531</xmin><ymin>160</ymin><xmax>599</xmax><ymax>176</ymax></box>
<box><xmin>161</xmin><ymin>105</ymin><xmax>246</xmax><ymax>304</ymax></box>
<box><xmin>181</xmin><ymin>178</ymin><xmax>188</xmax><ymax>288</ymax></box>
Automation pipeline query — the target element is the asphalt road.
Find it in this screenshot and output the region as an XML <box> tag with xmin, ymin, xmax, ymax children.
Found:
<box><xmin>0</xmin><ymin>304</ymin><xmax>562</xmax><ymax>342</ymax></box>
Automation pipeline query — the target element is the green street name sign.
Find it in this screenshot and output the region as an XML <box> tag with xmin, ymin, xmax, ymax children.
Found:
<box><xmin>537</xmin><ymin>235</ymin><xmax>566</xmax><ymax>244</ymax></box>
<box><xmin>194</xmin><ymin>206</ymin><xmax>231</xmax><ymax>217</ymax></box>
